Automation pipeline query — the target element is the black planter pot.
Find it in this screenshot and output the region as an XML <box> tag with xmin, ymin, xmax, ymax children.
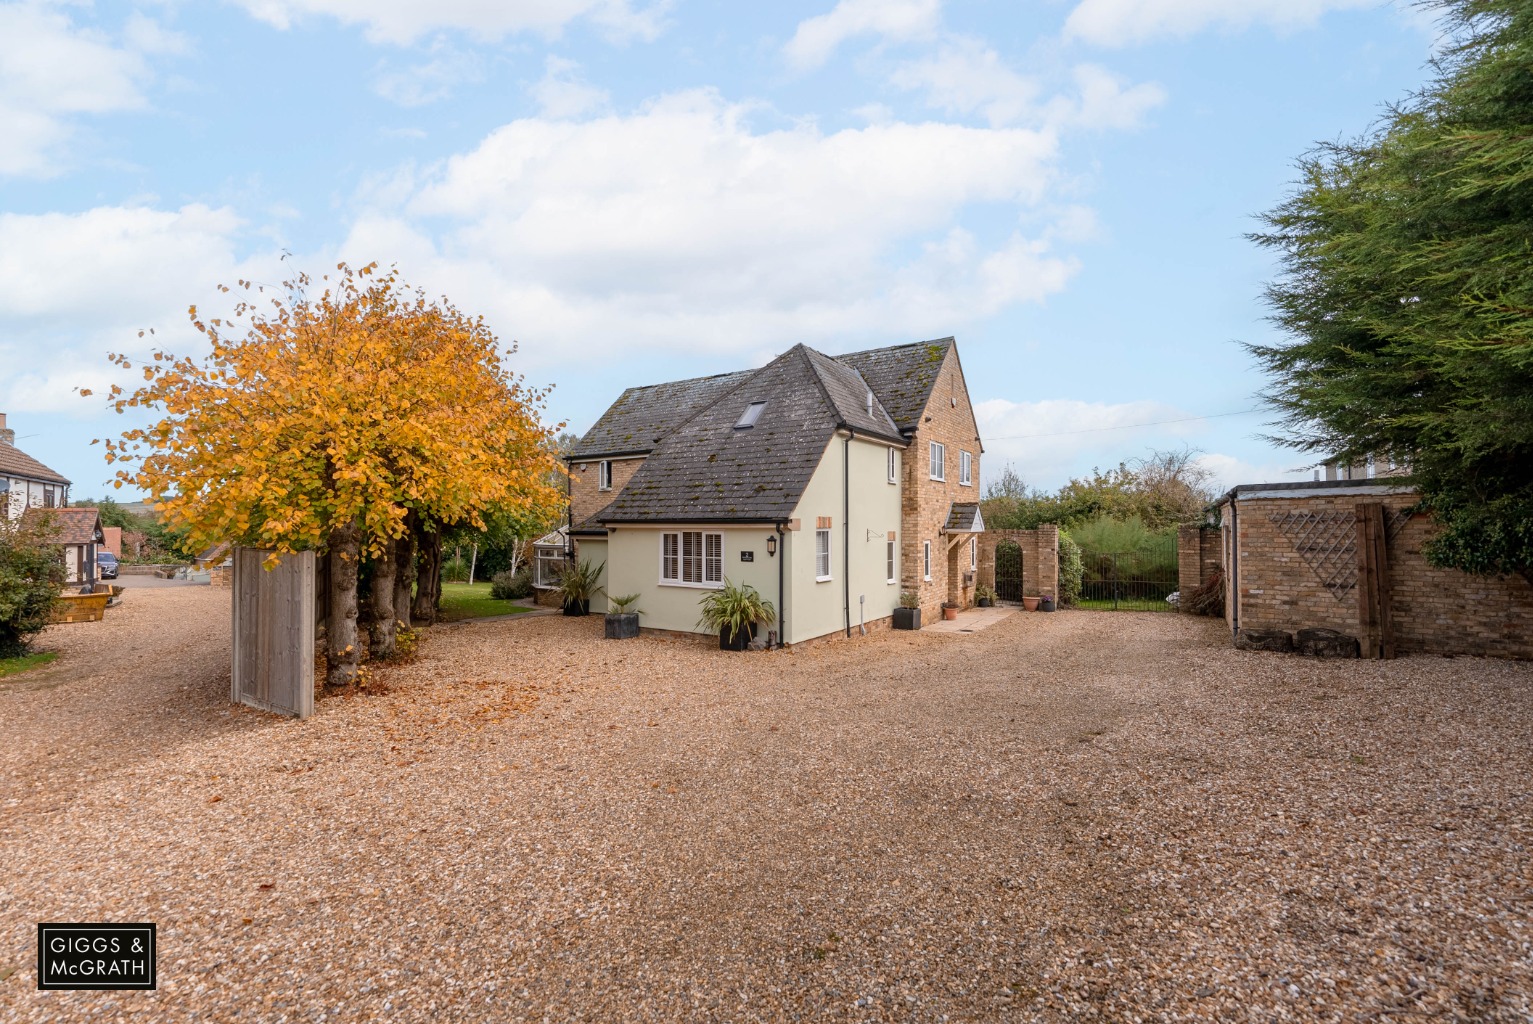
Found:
<box><xmin>977</xmin><ymin>598</ymin><xmax>993</xmax><ymax>608</ymax></box>
<box><xmin>605</xmin><ymin>612</ymin><xmax>639</xmax><ymax>639</ymax></box>
<box><xmin>719</xmin><ymin>622</ymin><xmax>758</xmax><ymax>651</ymax></box>
<box><xmin>893</xmin><ymin>607</ymin><xmax>921</xmax><ymax>630</ymax></box>
<box><xmin>1039</xmin><ymin>598</ymin><xmax>1056</xmax><ymax>612</ymax></box>
<box><xmin>562</xmin><ymin>599</ymin><xmax>590</xmax><ymax>617</ymax></box>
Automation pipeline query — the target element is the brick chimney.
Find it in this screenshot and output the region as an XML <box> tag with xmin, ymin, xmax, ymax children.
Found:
<box><xmin>0</xmin><ymin>413</ymin><xmax>12</xmax><ymax>447</ymax></box>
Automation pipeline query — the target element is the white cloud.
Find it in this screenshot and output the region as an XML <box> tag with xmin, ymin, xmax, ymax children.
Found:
<box><xmin>891</xmin><ymin>40</ymin><xmax>1164</xmax><ymax>131</ymax></box>
<box><xmin>784</xmin><ymin>0</ymin><xmax>942</xmax><ymax>71</ymax></box>
<box><xmin>0</xmin><ymin>3</ymin><xmax>176</xmax><ymax>177</ymax></box>
<box><xmin>339</xmin><ymin>89</ymin><xmax>1074</xmax><ymax>370</ymax></box>
<box><xmin>1194</xmin><ymin>452</ymin><xmax>1313</xmax><ymax>492</ymax></box>
<box><xmin>530</xmin><ymin>56</ymin><xmax>610</xmax><ymax>119</ymax></box>
<box><xmin>373</xmin><ymin>38</ymin><xmax>484</xmax><ymax>106</ymax></box>
<box><xmin>234</xmin><ymin>0</ymin><xmax>669</xmax><ymax>45</ymax></box>
<box><xmin>0</xmin><ymin>204</ymin><xmax>281</xmax><ymax>413</ymax></box>
<box><xmin>1063</xmin><ymin>0</ymin><xmax>1378</xmax><ymax>47</ymax></box>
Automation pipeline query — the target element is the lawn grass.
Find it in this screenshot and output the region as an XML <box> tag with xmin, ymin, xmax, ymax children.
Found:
<box><xmin>0</xmin><ymin>651</ymin><xmax>58</xmax><ymax>678</ymax></box>
<box><xmin>1073</xmin><ymin>598</ymin><xmax>1175</xmax><ymax>613</ymax></box>
<box><xmin>437</xmin><ymin>582</ymin><xmax>537</xmax><ymax>622</ymax></box>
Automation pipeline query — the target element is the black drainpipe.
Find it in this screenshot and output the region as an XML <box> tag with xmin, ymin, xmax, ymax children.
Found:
<box><xmin>1230</xmin><ymin>496</ymin><xmax>1240</xmax><ymax>639</ymax></box>
<box><xmin>776</xmin><ymin>522</ymin><xmax>786</xmax><ymax>648</ymax></box>
<box><xmin>843</xmin><ymin>428</ymin><xmax>852</xmax><ymax>638</ymax></box>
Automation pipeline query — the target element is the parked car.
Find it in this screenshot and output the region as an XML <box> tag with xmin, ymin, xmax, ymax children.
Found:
<box><xmin>96</xmin><ymin>551</ymin><xmax>119</xmax><ymax>580</ymax></box>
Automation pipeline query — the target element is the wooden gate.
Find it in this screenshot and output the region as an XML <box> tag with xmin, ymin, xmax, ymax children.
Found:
<box><xmin>232</xmin><ymin>547</ymin><xmax>315</xmax><ymax>719</ymax></box>
<box><xmin>994</xmin><ymin>541</ymin><xmax>1024</xmax><ymax>602</ymax></box>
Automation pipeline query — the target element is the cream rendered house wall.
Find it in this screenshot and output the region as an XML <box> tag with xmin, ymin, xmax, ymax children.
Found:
<box><xmin>602</xmin><ymin>525</ymin><xmax>783</xmax><ymax>638</ymax></box>
<box><xmin>785</xmin><ymin>433</ymin><xmax>903</xmax><ymax>644</ymax></box>
<box><xmin>573</xmin><ymin>537</ymin><xmax>610</xmax><ymax>614</ymax></box>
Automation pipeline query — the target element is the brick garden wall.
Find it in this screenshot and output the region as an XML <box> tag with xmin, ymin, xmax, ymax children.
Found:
<box><xmin>1223</xmin><ymin>490</ymin><xmax>1533</xmax><ymax>659</ymax></box>
<box><xmin>977</xmin><ymin>527</ymin><xmax>1059</xmax><ymax>602</ymax></box>
<box><xmin>1177</xmin><ymin>525</ymin><xmax>1222</xmax><ymax>601</ymax></box>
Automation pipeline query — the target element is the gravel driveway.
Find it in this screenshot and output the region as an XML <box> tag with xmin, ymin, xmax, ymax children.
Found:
<box><xmin>2</xmin><ymin>590</ymin><xmax>1530</xmax><ymax>1023</ymax></box>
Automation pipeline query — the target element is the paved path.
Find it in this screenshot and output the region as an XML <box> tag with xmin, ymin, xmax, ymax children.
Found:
<box><xmin>922</xmin><ymin>604</ymin><xmax>1017</xmax><ymax>633</ymax></box>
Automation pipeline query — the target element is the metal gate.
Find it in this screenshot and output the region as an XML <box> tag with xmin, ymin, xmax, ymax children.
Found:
<box><xmin>994</xmin><ymin>541</ymin><xmax>1024</xmax><ymax>602</ymax></box>
<box><xmin>1080</xmin><ymin>537</ymin><xmax>1178</xmax><ymax>611</ymax></box>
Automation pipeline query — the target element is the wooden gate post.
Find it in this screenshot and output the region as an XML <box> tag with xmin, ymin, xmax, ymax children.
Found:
<box><xmin>1356</xmin><ymin>502</ymin><xmax>1396</xmax><ymax>660</ymax></box>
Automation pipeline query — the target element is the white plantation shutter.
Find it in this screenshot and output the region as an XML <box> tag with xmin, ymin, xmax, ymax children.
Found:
<box><xmin>662</xmin><ymin>533</ymin><xmax>680</xmax><ymax>581</ymax></box>
<box><xmin>816</xmin><ymin>529</ymin><xmax>831</xmax><ymax>579</ymax></box>
<box><xmin>705</xmin><ymin>533</ymin><xmax>722</xmax><ymax>583</ymax></box>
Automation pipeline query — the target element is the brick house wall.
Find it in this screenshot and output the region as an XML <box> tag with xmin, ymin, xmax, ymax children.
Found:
<box><xmin>976</xmin><ymin>527</ymin><xmax>1059</xmax><ymax>601</ymax></box>
<box><xmin>1222</xmin><ymin>489</ymin><xmax>1533</xmax><ymax>659</ymax></box>
<box><xmin>568</xmin><ymin>457</ymin><xmax>644</xmax><ymax>526</ymax></box>
<box><xmin>900</xmin><ymin>348</ymin><xmax>984</xmax><ymax>620</ymax></box>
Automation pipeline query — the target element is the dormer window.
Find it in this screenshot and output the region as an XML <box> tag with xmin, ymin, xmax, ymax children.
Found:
<box><xmin>735</xmin><ymin>402</ymin><xmax>767</xmax><ymax>429</ymax></box>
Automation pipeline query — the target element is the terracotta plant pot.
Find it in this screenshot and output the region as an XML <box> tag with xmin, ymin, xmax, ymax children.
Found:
<box><xmin>942</xmin><ymin>605</ymin><xmax>959</xmax><ymax>620</ymax></box>
<box><xmin>1022</xmin><ymin>596</ymin><xmax>1041</xmax><ymax>611</ymax></box>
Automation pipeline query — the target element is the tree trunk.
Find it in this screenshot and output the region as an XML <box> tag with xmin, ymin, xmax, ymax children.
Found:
<box><xmin>469</xmin><ymin>543</ymin><xmax>478</xmax><ymax>585</ymax></box>
<box><xmin>370</xmin><ymin>535</ymin><xmax>397</xmax><ymax>660</ymax></box>
<box><xmin>412</xmin><ymin>527</ymin><xmax>441</xmax><ymax>625</ymax></box>
<box><xmin>326</xmin><ymin>520</ymin><xmax>362</xmax><ymax>688</ymax></box>
<box><xmin>394</xmin><ymin>527</ymin><xmax>415</xmax><ymax>630</ymax></box>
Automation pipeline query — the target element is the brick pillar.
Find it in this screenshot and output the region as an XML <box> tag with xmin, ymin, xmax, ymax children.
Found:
<box><xmin>1036</xmin><ymin>524</ymin><xmax>1059</xmax><ymax>599</ymax></box>
<box><xmin>1177</xmin><ymin>525</ymin><xmax>1202</xmax><ymax>609</ymax></box>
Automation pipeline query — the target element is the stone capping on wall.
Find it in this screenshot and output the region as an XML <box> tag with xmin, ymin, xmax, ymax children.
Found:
<box><xmin>976</xmin><ymin>527</ymin><xmax>1059</xmax><ymax>602</ymax></box>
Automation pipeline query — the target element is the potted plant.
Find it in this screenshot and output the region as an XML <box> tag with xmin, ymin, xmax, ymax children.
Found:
<box><xmin>1039</xmin><ymin>593</ymin><xmax>1056</xmax><ymax>612</ymax></box>
<box><xmin>1022</xmin><ymin>595</ymin><xmax>1041</xmax><ymax>612</ymax></box>
<box><xmin>697</xmin><ymin>578</ymin><xmax>776</xmax><ymax>651</ymax></box>
<box><xmin>893</xmin><ymin>591</ymin><xmax>921</xmax><ymax>630</ymax></box>
<box><xmin>941</xmin><ymin>601</ymin><xmax>960</xmax><ymax>621</ymax></box>
<box><xmin>605</xmin><ymin>593</ymin><xmax>641</xmax><ymax>639</ymax></box>
<box><xmin>975</xmin><ymin>584</ymin><xmax>997</xmax><ymax>608</ymax></box>
<box><xmin>556</xmin><ymin>559</ymin><xmax>604</xmax><ymax>616</ymax></box>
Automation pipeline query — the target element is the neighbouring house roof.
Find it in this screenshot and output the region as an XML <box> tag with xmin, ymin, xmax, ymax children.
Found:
<box><xmin>944</xmin><ymin>502</ymin><xmax>985</xmax><ymax>533</ymax></box>
<box><xmin>834</xmin><ymin>337</ymin><xmax>953</xmax><ymax>432</ymax></box>
<box><xmin>0</xmin><ymin>443</ymin><xmax>71</xmax><ymax>486</ymax></box>
<box><xmin>21</xmin><ymin>506</ymin><xmax>103</xmax><ymax>546</ymax></box>
<box><xmin>572</xmin><ymin>370</ymin><xmax>754</xmax><ymax>459</ymax></box>
<box><xmin>600</xmin><ymin>344</ymin><xmax>898</xmax><ymax>524</ymax></box>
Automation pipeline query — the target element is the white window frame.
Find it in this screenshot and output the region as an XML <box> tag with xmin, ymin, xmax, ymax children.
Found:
<box><xmin>886</xmin><ymin>540</ymin><xmax>896</xmax><ymax>584</ymax></box>
<box><xmin>970</xmin><ymin>536</ymin><xmax>977</xmax><ymax>571</ymax></box>
<box><xmin>960</xmin><ymin>450</ymin><xmax>972</xmax><ymax>487</ymax></box>
<box><xmin>598</xmin><ymin>460</ymin><xmax>613</xmax><ymax>491</ymax></box>
<box><xmin>534</xmin><ymin>547</ymin><xmax>565</xmax><ymax>589</ymax></box>
<box><xmin>815</xmin><ymin>528</ymin><xmax>832</xmax><ymax>581</ymax></box>
<box><xmin>887</xmin><ymin>447</ymin><xmax>898</xmax><ymax>484</ymax></box>
<box><xmin>929</xmin><ymin>441</ymin><xmax>946</xmax><ymax>482</ymax></box>
<box><xmin>923</xmin><ymin>541</ymin><xmax>932</xmax><ymax>581</ymax></box>
<box><xmin>659</xmin><ymin>530</ymin><xmax>724</xmax><ymax>588</ymax></box>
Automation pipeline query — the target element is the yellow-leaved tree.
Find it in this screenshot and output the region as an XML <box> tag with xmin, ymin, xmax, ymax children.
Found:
<box><xmin>92</xmin><ymin>262</ymin><xmax>564</xmax><ymax>686</ymax></box>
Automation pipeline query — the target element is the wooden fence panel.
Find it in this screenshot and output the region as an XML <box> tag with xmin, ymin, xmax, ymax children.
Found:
<box><xmin>232</xmin><ymin>547</ymin><xmax>315</xmax><ymax>719</ymax></box>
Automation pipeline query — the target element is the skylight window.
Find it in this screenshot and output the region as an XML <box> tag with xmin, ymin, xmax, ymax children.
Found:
<box><xmin>735</xmin><ymin>402</ymin><xmax>766</xmax><ymax>429</ymax></box>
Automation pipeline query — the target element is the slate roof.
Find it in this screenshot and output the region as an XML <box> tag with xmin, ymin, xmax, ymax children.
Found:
<box><xmin>21</xmin><ymin>506</ymin><xmax>103</xmax><ymax>545</ymax></box>
<box><xmin>572</xmin><ymin>370</ymin><xmax>753</xmax><ymax>459</ymax></box>
<box><xmin>603</xmin><ymin>345</ymin><xmax>881</xmax><ymax>523</ymax></box>
<box><xmin>943</xmin><ymin>502</ymin><xmax>985</xmax><ymax>533</ymax></box>
<box><xmin>802</xmin><ymin>347</ymin><xmax>902</xmax><ymax>443</ymax></box>
<box><xmin>835</xmin><ymin>337</ymin><xmax>953</xmax><ymax>431</ymax></box>
<box><xmin>0</xmin><ymin>443</ymin><xmax>71</xmax><ymax>485</ymax></box>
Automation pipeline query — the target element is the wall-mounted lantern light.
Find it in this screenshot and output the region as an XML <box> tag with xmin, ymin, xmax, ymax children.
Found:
<box><xmin>766</xmin><ymin>535</ymin><xmax>777</xmax><ymax>557</ymax></box>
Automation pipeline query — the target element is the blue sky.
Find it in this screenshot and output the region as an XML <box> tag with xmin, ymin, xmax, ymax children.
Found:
<box><xmin>1</xmin><ymin>0</ymin><xmax>1440</xmax><ymax>500</ymax></box>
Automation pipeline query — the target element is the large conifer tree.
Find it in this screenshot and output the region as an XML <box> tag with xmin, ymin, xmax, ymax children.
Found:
<box><xmin>1251</xmin><ymin>0</ymin><xmax>1533</xmax><ymax>580</ymax></box>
